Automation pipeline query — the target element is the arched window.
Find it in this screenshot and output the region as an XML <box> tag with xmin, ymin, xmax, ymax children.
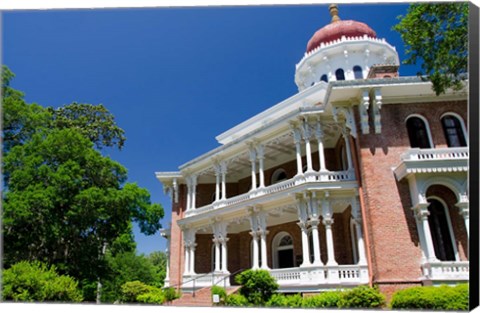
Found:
<box><xmin>441</xmin><ymin>114</ymin><xmax>467</xmax><ymax>147</ymax></box>
<box><xmin>406</xmin><ymin>116</ymin><xmax>432</xmax><ymax>148</ymax></box>
<box><xmin>271</xmin><ymin>168</ymin><xmax>287</xmax><ymax>184</ymax></box>
<box><xmin>353</xmin><ymin>65</ymin><xmax>363</xmax><ymax>79</ymax></box>
<box><xmin>335</xmin><ymin>69</ymin><xmax>345</xmax><ymax>81</ymax></box>
<box><xmin>272</xmin><ymin>232</ymin><xmax>294</xmax><ymax>269</ymax></box>
<box><xmin>320</xmin><ymin>74</ymin><xmax>328</xmax><ymax>82</ymax></box>
<box><xmin>427</xmin><ymin>198</ymin><xmax>456</xmax><ymax>261</ymax></box>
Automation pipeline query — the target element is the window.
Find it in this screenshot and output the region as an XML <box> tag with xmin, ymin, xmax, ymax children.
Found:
<box><xmin>271</xmin><ymin>168</ymin><xmax>287</xmax><ymax>184</ymax></box>
<box><xmin>441</xmin><ymin>115</ymin><xmax>467</xmax><ymax>147</ymax></box>
<box><xmin>320</xmin><ymin>74</ymin><xmax>328</xmax><ymax>82</ymax></box>
<box><xmin>353</xmin><ymin>65</ymin><xmax>363</xmax><ymax>79</ymax></box>
<box><xmin>406</xmin><ymin>116</ymin><xmax>432</xmax><ymax>148</ymax></box>
<box><xmin>427</xmin><ymin>198</ymin><xmax>456</xmax><ymax>261</ymax></box>
<box><xmin>335</xmin><ymin>69</ymin><xmax>345</xmax><ymax>81</ymax></box>
<box><xmin>272</xmin><ymin>232</ymin><xmax>295</xmax><ymax>269</ymax></box>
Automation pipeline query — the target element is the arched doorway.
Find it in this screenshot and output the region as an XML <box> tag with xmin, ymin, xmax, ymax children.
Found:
<box><xmin>272</xmin><ymin>232</ymin><xmax>295</xmax><ymax>269</ymax></box>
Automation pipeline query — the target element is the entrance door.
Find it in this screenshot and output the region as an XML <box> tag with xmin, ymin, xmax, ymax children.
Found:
<box><xmin>278</xmin><ymin>249</ymin><xmax>294</xmax><ymax>268</ymax></box>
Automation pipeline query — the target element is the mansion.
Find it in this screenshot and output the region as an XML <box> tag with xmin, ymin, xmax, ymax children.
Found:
<box><xmin>156</xmin><ymin>5</ymin><xmax>469</xmax><ymax>296</ymax></box>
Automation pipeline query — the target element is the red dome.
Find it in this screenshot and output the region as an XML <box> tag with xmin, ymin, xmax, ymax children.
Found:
<box><xmin>306</xmin><ymin>19</ymin><xmax>377</xmax><ymax>53</ymax></box>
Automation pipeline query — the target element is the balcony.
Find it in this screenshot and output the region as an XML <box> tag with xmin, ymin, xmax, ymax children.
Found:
<box><xmin>184</xmin><ymin>169</ymin><xmax>357</xmax><ymax>219</ymax></box>
<box><xmin>394</xmin><ymin>147</ymin><xmax>469</xmax><ymax>181</ymax></box>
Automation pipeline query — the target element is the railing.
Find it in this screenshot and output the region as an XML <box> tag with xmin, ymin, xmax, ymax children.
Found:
<box><xmin>401</xmin><ymin>147</ymin><xmax>469</xmax><ymax>161</ymax></box>
<box><xmin>186</xmin><ymin>169</ymin><xmax>355</xmax><ymax>217</ymax></box>
<box><xmin>270</xmin><ymin>264</ymin><xmax>368</xmax><ymax>286</ymax></box>
<box><xmin>166</xmin><ymin>272</ymin><xmax>214</xmax><ymax>298</ymax></box>
<box><xmin>423</xmin><ymin>261</ymin><xmax>469</xmax><ymax>281</ymax></box>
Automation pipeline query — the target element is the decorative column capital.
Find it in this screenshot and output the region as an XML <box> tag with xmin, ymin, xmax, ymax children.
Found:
<box><xmin>323</xmin><ymin>217</ymin><xmax>334</xmax><ymax>227</ymax></box>
<box><xmin>297</xmin><ymin>221</ymin><xmax>309</xmax><ymax>231</ymax></box>
<box><xmin>256</xmin><ymin>144</ymin><xmax>265</xmax><ymax>160</ymax></box>
<box><xmin>412</xmin><ymin>203</ymin><xmax>430</xmax><ymax>220</ymax></box>
<box><xmin>308</xmin><ymin>218</ymin><xmax>320</xmax><ymax>228</ymax></box>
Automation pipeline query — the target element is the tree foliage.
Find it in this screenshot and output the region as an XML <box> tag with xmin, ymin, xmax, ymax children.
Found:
<box><xmin>393</xmin><ymin>3</ymin><xmax>468</xmax><ymax>95</ymax></box>
<box><xmin>235</xmin><ymin>269</ymin><xmax>279</xmax><ymax>306</ymax></box>
<box><xmin>2</xmin><ymin>261</ymin><xmax>83</xmax><ymax>302</ymax></box>
<box><xmin>1</xmin><ymin>66</ymin><xmax>164</xmax><ymax>302</ymax></box>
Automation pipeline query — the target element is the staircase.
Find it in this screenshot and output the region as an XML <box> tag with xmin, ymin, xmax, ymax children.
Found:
<box><xmin>170</xmin><ymin>286</ymin><xmax>241</xmax><ymax>307</ymax></box>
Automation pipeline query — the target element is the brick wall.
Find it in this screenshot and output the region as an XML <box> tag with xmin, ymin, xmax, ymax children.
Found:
<box><xmin>355</xmin><ymin>100</ymin><xmax>468</xmax><ymax>286</ymax></box>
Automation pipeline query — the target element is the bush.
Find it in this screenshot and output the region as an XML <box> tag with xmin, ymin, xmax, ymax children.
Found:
<box><xmin>163</xmin><ymin>287</ymin><xmax>180</xmax><ymax>302</ymax></box>
<box><xmin>136</xmin><ymin>290</ymin><xmax>165</xmax><ymax>304</ymax></box>
<box><xmin>302</xmin><ymin>291</ymin><xmax>342</xmax><ymax>308</ymax></box>
<box><xmin>2</xmin><ymin>261</ymin><xmax>83</xmax><ymax>302</ymax></box>
<box><xmin>266</xmin><ymin>293</ymin><xmax>303</xmax><ymax>308</ymax></box>
<box><xmin>338</xmin><ymin>286</ymin><xmax>385</xmax><ymax>308</ymax></box>
<box><xmin>225</xmin><ymin>294</ymin><xmax>250</xmax><ymax>307</ymax></box>
<box><xmin>120</xmin><ymin>281</ymin><xmax>153</xmax><ymax>303</ymax></box>
<box><xmin>211</xmin><ymin>285</ymin><xmax>227</xmax><ymax>304</ymax></box>
<box><xmin>235</xmin><ymin>269</ymin><xmax>279</xmax><ymax>305</ymax></box>
<box><xmin>390</xmin><ymin>284</ymin><xmax>468</xmax><ymax>311</ymax></box>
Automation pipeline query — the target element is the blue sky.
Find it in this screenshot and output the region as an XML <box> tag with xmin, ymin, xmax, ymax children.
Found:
<box><xmin>2</xmin><ymin>3</ymin><xmax>421</xmax><ymax>255</ymax></box>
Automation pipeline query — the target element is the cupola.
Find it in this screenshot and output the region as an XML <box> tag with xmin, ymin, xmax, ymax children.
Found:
<box><xmin>295</xmin><ymin>4</ymin><xmax>400</xmax><ymax>91</ymax></box>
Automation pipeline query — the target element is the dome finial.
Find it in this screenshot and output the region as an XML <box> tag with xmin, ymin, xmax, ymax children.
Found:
<box><xmin>329</xmin><ymin>4</ymin><xmax>340</xmax><ymax>23</ymax></box>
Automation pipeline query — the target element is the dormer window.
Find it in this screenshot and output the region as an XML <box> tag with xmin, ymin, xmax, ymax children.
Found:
<box><xmin>353</xmin><ymin>65</ymin><xmax>363</xmax><ymax>79</ymax></box>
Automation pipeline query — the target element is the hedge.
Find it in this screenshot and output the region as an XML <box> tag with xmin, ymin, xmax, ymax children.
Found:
<box><xmin>390</xmin><ymin>284</ymin><xmax>468</xmax><ymax>311</ymax></box>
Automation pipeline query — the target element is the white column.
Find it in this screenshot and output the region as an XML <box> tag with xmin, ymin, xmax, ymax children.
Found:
<box><xmin>342</xmin><ymin>128</ymin><xmax>353</xmax><ymax>171</ymax></box>
<box><xmin>183</xmin><ymin>245</ymin><xmax>190</xmax><ymax>276</ymax></box>
<box><xmin>293</xmin><ymin>128</ymin><xmax>303</xmax><ymax>176</ymax></box>
<box><xmin>251</xmin><ymin>232</ymin><xmax>260</xmax><ymax>269</ymax></box>
<box><xmin>456</xmin><ymin>202</ymin><xmax>469</xmax><ymax>238</ymax></box>
<box><xmin>214</xmin><ymin>165</ymin><xmax>221</xmax><ymax>202</ymax></box>
<box><xmin>323</xmin><ymin>218</ymin><xmax>337</xmax><ymax>266</ymax></box>
<box><xmin>260</xmin><ymin>230</ymin><xmax>269</xmax><ymax>269</ymax></box>
<box><xmin>186</xmin><ymin>177</ymin><xmax>192</xmax><ymax>211</ymax></box>
<box><xmin>303</xmin><ymin>121</ymin><xmax>314</xmax><ymax>173</ymax></box>
<box><xmin>189</xmin><ymin>245</ymin><xmax>196</xmax><ymax>275</ymax></box>
<box><xmin>257</xmin><ymin>145</ymin><xmax>265</xmax><ymax>188</ymax></box>
<box><xmin>214</xmin><ymin>239</ymin><xmax>221</xmax><ymax>272</ymax></box>
<box><xmin>191</xmin><ymin>175</ymin><xmax>197</xmax><ymax>210</ymax></box>
<box><xmin>221</xmin><ymin>162</ymin><xmax>227</xmax><ymax>200</ymax></box>
<box><xmin>249</xmin><ymin>147</ymin><xmax>257</xmax><ymax>191</ymax></box>
<box><xmin>353</xmin><ymin>218</ymin><xmax>367</xmax><ymax>265</ymax></box>
<box><xmin>298</xmin><ymin>222</ymin><xmax>311</xmax><ymax>267</ymax></box>
<box><xmin>221</xmin><ymin>238</ymin><xmax>229</xmax><ymax>273</ymax></box>
<box><xmin>315</xmin><ymin>120</ymin><xmax>326</xmax><ymax>172</ymax></box>
<box><xmin>415</xmin><ymin>204</ymin><xmax>438</xmax><ymax>262</ymax></box>
<box><xmin>310</xmin><ymin>219</ymin><xmax>322</xmax><ymax>266</ymax></box>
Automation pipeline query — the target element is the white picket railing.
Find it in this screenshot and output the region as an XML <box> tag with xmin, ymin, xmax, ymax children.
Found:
<box><xmin>423</xmin><ymin>261</ymin><xmax>469</xmax><ymax>281</ymax></box>
<box><xmin>186</xmin><ymin>170</ymin><xmax>355</xmax><ymax>217</ymax></box>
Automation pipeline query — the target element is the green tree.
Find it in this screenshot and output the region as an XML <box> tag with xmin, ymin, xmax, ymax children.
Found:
<box><xmin>147</xmin><ymin>251</ymin><xmax>167</xmax><ymax>287</ymax></box>
<box><xmin>2</xmin><ymin>66</ymin><xmax>164</xmax><ymax>301</ymax></box>
<box><xmin>393</xmin><ymin>3</ymin><xmax>468</xmax><ymax>95</ymax></box>
<box><xmin>2</xmin><ymin>261</ymin><xmax>83</xmax><ymax>302</ymax></box>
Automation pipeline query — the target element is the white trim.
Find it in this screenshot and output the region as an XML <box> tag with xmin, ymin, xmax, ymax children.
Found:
<box><xmin>405</xmin><ymin>114</ymin><xmax>434</xmax><ymax>149</ymax></box>
<box><xmin>427</xmin><ymin>196</ymin><xmax>460</xmax><ymax>262</ymax></box>
<box><xmin>440</xmin><ymin>112</ymin><xmax>469</xmax><ymax>146</ymax></box>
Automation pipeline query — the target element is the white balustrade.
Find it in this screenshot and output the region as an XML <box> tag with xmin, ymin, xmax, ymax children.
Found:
<box><xmin>423</xmin><ymin>261</ymin><xmax>469</xmax><ymax>281</ymax></box>
<box><xmin>402</xmin><ymin>148</ymin><xmax>469</xmax><ymax>161</ymax></box>
<box><xmin>186</xmin><ymin>170</ymin><xmax>355</xmax><ymax>218</ymax></box>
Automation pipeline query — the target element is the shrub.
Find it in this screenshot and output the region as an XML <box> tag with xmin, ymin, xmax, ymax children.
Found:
<box><xmin>390</xmin><ymin>284</ymin><xmax>468</xmax><ymax>311</ymax></box>
<box><xmin>302</xmin><ymin>291</ymin><xmax>342</xmax><ymax>308</ymax></box>
<box><xmin>136</xmin><ymin>290</ymin><xmax>165</xmax><ymax>304</ymax></box>
<box><xmin>211</xmin><ymin>285</ymin><xmax>227</xmax><ymax>304</ymax></box>
<box><xmin>235</xmin><ymin>269</ymin><xmax>279</xmax><ymax>305</ymax></box>
<box><xmin>337</xmin><ymin>286</ymin><xmax>385</xmax><ymax>308</ymax></box>
<box><xmin>225</xmin><ymin>294</ymin><xmax>250</xmax><ymax>307</ymax></box>
<box><xmin>2</xmin><ymin>261</ymin><xmax>83</xmax><ymax>302</ymax></box>
<box><xmin>163</xmin><ymin>287</ymin><xmax>180</xmax><ymax>302</ymax></box>
<box><xmin>120</xmin><ymin>281</ymin><xmax>153</xmax><ymax>303</ymax></box>
<box><xmin>266</xmin><ymin>294</ymin><xmax>288</xmax><ymax>307</ymax></box>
